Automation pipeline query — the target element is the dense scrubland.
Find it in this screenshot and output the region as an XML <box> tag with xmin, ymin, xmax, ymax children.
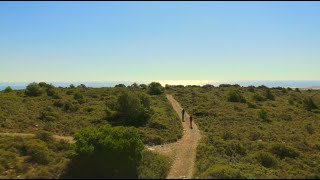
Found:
<box><xmin>0</xmin><ymin>82</ymin><xmax>181</xmax><ymax>179</ymax></box>
<box><xmin>1</xmin><ymin>81</ymin><xmax>320</xmax><ymax>179</ymax></box>
<box><xmin>167</xmin><ymin>84</ymin><xmax>320</xmax><ymax>179</ymax></box>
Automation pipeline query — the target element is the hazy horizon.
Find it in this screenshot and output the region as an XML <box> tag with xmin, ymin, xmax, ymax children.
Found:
<box><xmin>1</xmin><ymin>2</ymin><xmax>320</xmax><ymax>82</ymax></box>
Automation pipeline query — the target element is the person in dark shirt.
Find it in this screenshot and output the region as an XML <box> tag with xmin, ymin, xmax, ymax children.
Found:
<box><xmin>182</xmin><ymin>109</ymin><xmax>185</xmax><ymax>122</ymax></box>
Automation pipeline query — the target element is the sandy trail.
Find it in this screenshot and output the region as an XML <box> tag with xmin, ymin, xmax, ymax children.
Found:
<box><xmin>147</xmin><ymin>94</ymin><xmax>201</xmax><ymax>179</ymax></box>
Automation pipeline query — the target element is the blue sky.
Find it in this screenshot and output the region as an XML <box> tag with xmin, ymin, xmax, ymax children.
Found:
<box><xmin>1</xmin><ymin>2</ymin><xmax>320</xmax><ymax>83</ymax></box>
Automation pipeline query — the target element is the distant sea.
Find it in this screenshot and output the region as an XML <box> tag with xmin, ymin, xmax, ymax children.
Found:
<box><xmin>0</xmin><ymin>80</ymin><xmax>320</xmax><ymax>91</ymax></box>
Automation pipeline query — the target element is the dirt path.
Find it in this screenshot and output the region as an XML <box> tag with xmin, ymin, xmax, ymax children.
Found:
<box><xmin>0</xmin><ymin>132</ymin><xmax>75</xmax><ymax>143</ymax></box>
<box><xmin>147</xmin><ymin>94</ymin><xmax>201</xmax><ymax>179</ymax></box>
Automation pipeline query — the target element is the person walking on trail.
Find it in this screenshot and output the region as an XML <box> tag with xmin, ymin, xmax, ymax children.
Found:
<box><xmin>189</xmin><ymin>115</ymin><xmax>193</xmax><ymax>129</ymax></box>
<box><xmin>182</xmin><ymin>109</ymin><xmax>185</xmax><ymax>122</ymax></box>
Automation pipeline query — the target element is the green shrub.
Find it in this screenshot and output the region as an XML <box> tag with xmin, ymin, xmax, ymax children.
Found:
<box><xmin>73</xmin><ymin>91</ymin><xmax>84</xmax><ymax>103</ymax></box>
<box><xmin>193</xmin><ymin>108</ymin><xmax>209</xmax><ymax>117</ymax></box>
<box><xmin>225</xmin><ymin>141</ymin><xmax>247</xmax><ymax>157</ymax></box>
<box><xmin>138</xmin><ymin>150</ymin><xmax>170</xmax><ymax>179</ymax></box>
<box><xmin>227</xmin><ymin>90</ymin><xmax>246</xmax><ymax>103</ymax></box>
<box><xmin>139</xmin><ymin>84</ymin><xmax>147</xmax><ymax>90</ymax></box>
<box><xmin>36</xmin><ymin>130</ymin><xmax>54</xmax><ymax>142</ymax></box>
<box><xmin>46</xmin><ymin>88</ymin><xmax>61</xmax><ymax>99</ymax></box>
<box><xmin>106</xmin><ymin>91</ymin><xmax>151</xmax><ymax>127</ymax></box>
<box><xmin>254</xmin><ymin>152</ymin><xmax>278</xmax><ymax>168</ymax></box>
<box><xmin>0</xmin><ymin>150</ymin><xmax>17</xmax><ymax>172</ymax></box>
<box><xmin>25</xmin><ymin>82</ymin><xmax>43</xmax><ymax>96</ymax></box>
<box><xmin>63</xmin><ymin>125</ymin><xmax>144</xmax><ymax>179</ymax></box>
<box><xmin>53</xmin><ymin>100</ymin><xmax>64</xmax><ymax>108</ymax></box>
<box><xmin>258</xmin><ymin>109</ymin><xmax>268</xmax><ymax>121</ymax></box>
<box><xmin>247</xmin><ymin>101</ymin><xmax>257</xmax><ymax>108</ymax></box>
<box><xmin>270</xmin><ymin>143</ymin><xmax>299</xmax><ymax>159</ymax></box>
<box><xmin>305</xmin><ymin>124</ymin><xmax>315</xmax><ymax>134</ymax></box>
<box><xmin>222</xmin><ymin>132</ymin><xmax>235</xmax><ymax>141</ymax></box>
<box><xmin>252</xmin><ymin>93</ymin><xmax>266</xmax><ymax>101</ymax></box>
<box><xmin>115</xmin><ymin>84</ymin><xmax>126</xmax><ymax>88</ymax></box>
<box><xmin>38</xmin><ymin>82</ymin><xmax>49</xmax><ymax>88</ymax></box>
<box><xmin>39</xmin><ymin>107</ymin><xmax>58</xmax><ymax>122</ymax></box>
<box><xmin>23</xmin><ymin>140</ymin><xmax>53</xmax><ymax>164</ymax></box>
<box><xmin>66</xmin><ymin>90</ymin><xmax>74</xmax><ymax>95</ymax></box>
<box><xmin>77</xmin><ymin>84</ymin><xmax>87</xmax><ymax>88</ymax></box>
<box><xmin>199</xmin><ymin>165</ymin><xmax>243</xmax><ymax>179</ymax></box>
<box><xmin>148</xmin><ymin>82</ymin><xmax>164</xmax><ymax>95</ymax></box>
<box><xmin>4</xmin><ymin>86</ymin><xmax>13</xmax><ymax>93</ymax></box>
<box><xmin>303</xmin><ymin>97</ymin><xmax>318</xmax><ymax>111</ymax></box>
<box><xmin>69</xmin><ymin>84</ymin><xmax>75</xmax><ymax>88</ymax></box>
<box><xmin>63</xmin><ymin>101</ymin><xmax>79</xmax><ymax>112</ymax></box>
<box><xmin>264</xmin><ymin>89</ymin><xmax>275</xmax><ymax>100</ymax></box>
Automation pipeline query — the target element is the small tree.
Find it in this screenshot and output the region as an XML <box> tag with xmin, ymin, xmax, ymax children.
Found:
<box><xmin>115</xmin><ymin>84</ymin><xmax>126</xmax><ymax>88</ymax></box>
<box><xmin>69</xmin><ymin>84</ymin><xmax>75</xmax><ymax>88</ymax></box>
<box><xmin>147</xmin><ymin>82</ymin><xmax>164</xmax><ymax>95</ymax></box>
<box><xmin>4</xmin><ymin>86</ymin><xmax>13</xmax><ymax>93</ymax></box>
<box><xmin>64</xmin><ymin>125</ymin><xmax>144</xmax><ymax>179</ymax></box>
<box><xmin>106</xmin><ymin>91</ymin><xmax>151</xmax><ymax>127</ymax></box>
<box><xmin>77</xmin><ymin>84</ymin><xmax>86</xmax><ymax>88</ymax></box>
<box><xmin>129</xmin><ymin>83</ymin><xmax>139</xmax><ymax>91</ymax></box>
<box><xmin>227</xmin><ymin>90</ymin><xmax>246</xmax><ymax>103</ymax></box>
<box><xmin>38</xmin><ymin>82</ymin><xmax>48</xmax><ymax>88</ymax></box>
<box><xmin>25</xmin><ymin>82</ymin><xmax>43</xmax><ymax>96</ymax></box>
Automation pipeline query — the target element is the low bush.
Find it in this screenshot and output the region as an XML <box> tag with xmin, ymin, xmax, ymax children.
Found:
<box><xmin>303</xmin><ymin>97</ymin><xmax>318</xmax><ymax>111</ymax></box>
<box><xmin>138</xmin><ymin>150</ymin><xmax>170</xmax><ymax>179</ymax></box>
<box><xmin>254</xmin><ymin>152</ymin><xmax>278</xmax><ymax>168</ymax></box>
<box><xmin>36</xmin><ymin>130</ymin><xmax>54</xmax><ymax>142</ymax></box>
<box><xmin>227</xmin><ymin>90</ymin><xmax>246</xmax><ymax>103</ymax></box>
<box><xmin>258</xmin><ymin>109</ymin><xmax>269</xmax><ymax>122</ymax></box>
<box><xmin>23</xmin><ymin>140</ymin><xmax>53</xmax><ymax>165</ymax></box>
<box><xmin>270</xmin><ymin>143</ymin><xmax>299</xmax><ymax>159</ymax></box>
<box><xmin>63</xmin><ymin>101</ymin><xmax>79</xmax><ymax>112</ymax></box>
<box><xmin>247</xmin><ymin>101</ymin><xmax>257</xmax><ymax>108</ymax></box>
<box><xmin>225</xmin><ymin>141</ymin><xmax>247</xmax><ymax>157</ymax></box>
<box><xmin>199</xmin><ymin>165</ymin><xmax>243</xmax><ymax>179</ymax></box>
<box><xmin>252</xmin><ymin>93</ymin><xmax>266</xmax><ymax>101</ymax></box>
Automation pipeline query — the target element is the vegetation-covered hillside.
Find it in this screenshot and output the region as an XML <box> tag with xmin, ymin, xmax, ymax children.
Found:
<box><xmin>0</xmin><ymin>82</ymin><xmax>182</xmax><ymax>179</ymax></box>
<box><xmin>168</xmin><ymin>85</ymin><xmax>320</xmax><ymax>179</ymax></box>
<box><xmin>0</xmin><ymin>82</ymin><xmax>182</xmax><ymax>145</ymax></box>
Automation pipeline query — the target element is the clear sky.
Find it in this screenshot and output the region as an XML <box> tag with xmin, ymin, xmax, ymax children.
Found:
<box><xmin>1</xmin><ymin>2</ymin><xmax>320</xmax><ymax>83</ymax></box>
